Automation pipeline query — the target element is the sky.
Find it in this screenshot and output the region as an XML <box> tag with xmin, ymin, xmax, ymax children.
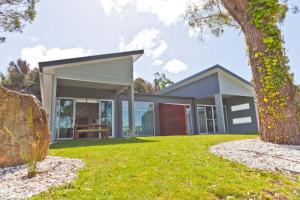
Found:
<box><xmin>0</xmin><ymin>0</ymin><xmax>299</xmax><ymax>84</ymax></box>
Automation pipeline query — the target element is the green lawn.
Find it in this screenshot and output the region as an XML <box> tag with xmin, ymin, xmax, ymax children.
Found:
<box><xmin>32</xmin><ymin>134</ymin><xmax>300</xmax><ymax>200</ymax></box>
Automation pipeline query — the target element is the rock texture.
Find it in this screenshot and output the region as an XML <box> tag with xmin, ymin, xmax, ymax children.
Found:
<box><xmin>0</xmin><ymin>85</ymin><xmax>50</xmax><ymax>167</ymax></box>
<box><xmin>0</xmin><ymin>156</ymin><xmax>84</xmax><ymax>199</ymax></box>
<box><xmin>210</xmin><ymin>139</ymin><xmax>300</xmax><ymax>175</ymax></box>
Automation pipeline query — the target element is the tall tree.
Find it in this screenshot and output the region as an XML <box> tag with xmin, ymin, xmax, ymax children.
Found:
<box><xmin>153</xmin><ymin>72</ymin><xmax>174</xmax><ymax>91</ymax></box>
<box><xmin>2</xmin><ymin>59</ymin><xmax>40</xmax><ymax>99</ymax></box>
<box><xmin>0</xmin><ymin>0</ymin><xmax>38</xmax><ymax>42</ymax></box>
<box><xmin>134</xmin><ymin>77</ymin><xmax>154</xmax><ymax>94</ymax></box>
<box><xmin>186</xmin><ymin>0</ymin><xmax>300</xmax><ymax>144</ymax></box>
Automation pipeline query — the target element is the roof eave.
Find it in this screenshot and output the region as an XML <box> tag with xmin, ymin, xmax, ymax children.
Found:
<box><xmin>39</xmin><ymin>49</ymin><xmax>144</xmax><ymax>72</ymax></box>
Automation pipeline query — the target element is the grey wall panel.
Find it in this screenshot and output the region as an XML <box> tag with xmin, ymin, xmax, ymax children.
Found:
<box><xmin>223</xmin><ymin>96</ymin><xmax>258</xmax><ymax>133</ymax></box>
<box><xmin>195</xmin><ymin>98</ymin><xmax>215</xmax><ymax>105</ymax></box>
<box><xmin>54</xmin><ymin>57</ymin><xmax>133</xmax><ymax>86</ymax></box>
<box><xmin>57</xmin><ymin>86</ymin><xmax>116</xmax><ymax>99</ymax></box>
<box><xmin>163</xmin><ymin>73</ymin><xmax>220</xmax><ymax>98</ymax></box>
<box><xmin>219</xmin><ymin>71</ymin><xmax>254</xmax><ymax>97</ymax></box>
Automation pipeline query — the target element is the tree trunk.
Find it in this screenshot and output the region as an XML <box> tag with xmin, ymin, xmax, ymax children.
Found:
<box><xmin>221</xmin><ymin>0</ymin><xmax>300</xmax><ymax>145</ymax></box>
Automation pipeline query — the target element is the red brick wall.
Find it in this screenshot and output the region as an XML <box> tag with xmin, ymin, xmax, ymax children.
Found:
<box><xmin>159</xmin><ymin>103</ymin><xmax>188</xmax><ymax>136</ymax></box>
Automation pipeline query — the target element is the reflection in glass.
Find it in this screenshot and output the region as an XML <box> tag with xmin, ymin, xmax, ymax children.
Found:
<box><xmin>186</xmin><ymin>106</ymin><xmax>193</xmax><ymax>134</ymax></box>
<box><xmin>100</xmin><ymin>101</ymin><xmax>113</xmax><ymax>137</ymax></box>
<box><xmin>197</xmin><ymin>105</ymin><xmax>228</xmax><ymax>133</ymax></box>
<box><xmin>206</xmin><ymin>107</ymin><xmax>213</xmax><ymax>119</ymax></box>
<box><xmin>197</xmin><ymin>106</ymin><xmax>207</xmax><ymax>133</ymax></box>
<box><xmin>122</xmin><ymin>101</ymin><xmax>154</xmax><ymax>136</ymax></box>
<box><xmin>58</xmin><ymin>99</ymin><xmax>74</xmax><ymax>139</ymax></box>
<box><xmin>207</xmin><ymin>120</ymin><xmax>214</xmax><ymax>133</ymax></box>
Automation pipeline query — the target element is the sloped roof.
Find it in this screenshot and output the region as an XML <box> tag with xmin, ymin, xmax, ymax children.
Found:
<box><xmin>39</xmin><ymin>50</ymin><xmax>144</xmax><ymax>72</ymax></box>
<box><xmin>156</xmin><ymin>64</ymin><xmax>252</xmax><ymax>95</ymax></box>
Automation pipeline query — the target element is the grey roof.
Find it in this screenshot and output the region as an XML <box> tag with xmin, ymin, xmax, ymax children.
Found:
<box><xmin>157</xmin><ymin>64</ymin><xmax>252</xmax><ymax>95</ymax></box>
<box><xmin>39</xmin><ymin>50</ymin><xmax>144</xmax><ymax>72</ymax></box>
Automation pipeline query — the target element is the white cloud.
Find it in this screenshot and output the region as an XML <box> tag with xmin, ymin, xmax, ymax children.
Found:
<box><xmin>21</xmin><ymin>45</ymin><xmax>92</xmax><ymax>68</ymax></box>
<box><xmin>135</xmin><ymin>0</ymin><xmax>188</xmax><ymax>25</ymax></box>
<box><xmin>100</xmin><ymin>0</ymin><xmax>133</xmax><ymax>14</ymax></box>
<box><xmin>151</xmin><ymin>40</ymin><xmax>168</xmax><ymax>59</ymax></box>
<box><xmin>163</xmin><ymin>59</ymin><xmax>188</xmax><ymax>74</ymax></box>
<box><xmin>152</xmin><ymin>59</ymin><xmax>164</xmax><ymax>66</ymax></box>
<box><xmin>119</xmin><ymin>28</ymin><xmax>168</xmax><ymax>62</ymax></box>
<box><xmin>99</xmin><ymin>0</ymin><xmax>192</xmax><ymax>25</ymax></box>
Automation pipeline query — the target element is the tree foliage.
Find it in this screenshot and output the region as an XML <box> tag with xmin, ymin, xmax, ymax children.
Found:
<box><xmin>134</xmin><ymin>73</ymin><xmax>174</xmax><ymax>94</ymax></box>
<box><xmin>0</xmin><ymin>0</ymin><xmax>38</xmax><ymax>42</ymax></box>
<box><xmin>134</xmin><ymin>77</ymin><xmax>154</xmax><ymax>94</ymax></box>
<box><xmin>153</xmin><ymin>72</ymin><xmax>174</xmax><ymax>91</ymax></box>
<box><xmin>186</xmin><ymin>0</ymin><xmax>300</xmax><ymax>144</ymax></box>
<box><xmin>1</xmin><ymin>59</ymin><xmax>41</xmax><ymax>100</ymax></box>
<box><xmin>186</xmin><ymin>0</ymin><xmax>238</xmax><ymax>38</ymax></box>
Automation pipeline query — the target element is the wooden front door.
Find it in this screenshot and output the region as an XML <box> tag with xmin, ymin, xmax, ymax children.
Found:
<box><xmin>159</xmin><ymin>103</ymin><xmax>188</xmax><ymax>136</ymax></box>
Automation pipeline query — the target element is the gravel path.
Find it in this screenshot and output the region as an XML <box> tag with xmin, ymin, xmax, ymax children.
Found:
<box><xmin>210</xmin><ymin>139</ymin><xmax>300</xmax><ymax>175</ymax></box>
<box><xmin>0</xmin><ymin>156</ymin><xmax>84</xmax><ymax>199</ymax></box>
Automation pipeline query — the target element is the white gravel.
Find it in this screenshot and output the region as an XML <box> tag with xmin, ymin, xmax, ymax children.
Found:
<box><xmin>210</xmin><ymin>139</ymin><xmax>300</xmax><ymax>175</ymax></box>
<box><xmin>0</xmin><ymin>156</ymin><xmax>84</xmax><ymax>200</ymax></box>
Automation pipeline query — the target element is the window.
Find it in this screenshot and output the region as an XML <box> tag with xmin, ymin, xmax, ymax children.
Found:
<box><xmin>56</xmin><ymin>99</ymin><xmax>75</xmax><ymax>139</ymax></box>
<box><xmin>186</xmin><ymin>105</ymin><xmax>193</xmax><ymax>134</ymax></box>
<box><xmin>231</xmin><ymin>103</ymin><xmax>250</xmax><ymax>112</ymax></box>
<box><xmin>233</xmin><ymin>117</ymin><xmax>252</xmax><ymax>124</ymax></box>
<box><xmin>122</xmin><ymin>101</ymin><xmax>155</xmax><ymax>136</ymax></box>
<box><xmin>197</xmin><ymin>105</ymin><xmax>228</xmax><ymax>133</ymax></box>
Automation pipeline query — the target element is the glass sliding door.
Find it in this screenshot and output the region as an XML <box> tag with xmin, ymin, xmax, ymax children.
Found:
<box><xmin>57</xmin><ymin>98</ymin><xmax>75</xmax><ymax>139</ymax></box>
<box><xmin>213</xmin><ymin>107</ymin><xmax>218</xmax><ymax>132</ymax></box>
<box><xmin>186</xmin><ymin>105</ymin><xmax>193</xmax><ymax>134</ymax></box>
<box><xmin>206</xmin><ymin>106</ymin><xmax>215</xmax><ymax>133</ymax></box>
<box><xmin>99</xmin><ymin>100</ymin><xmax>114</xmax><ymax>137</ymax></box>
<box><xmin>197</xmin><ymin>106</ymin><xmax>207</xmax><ymax>133</ymax></box>
<box><xmin>197</xmin><ymin>105</ymin><xmax>228</xmax><ymax>134</ymax></box>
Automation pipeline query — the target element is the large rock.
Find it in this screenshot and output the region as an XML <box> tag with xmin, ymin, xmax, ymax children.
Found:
<box><xmin>0</xmin><ymin>85</ymin><xmax>50</xmax><ymax>167</ymax></box>
<box><xmin>297</xmin><ymin>87</ymin><xmax>300</xmax><ymax>131</ymax></box>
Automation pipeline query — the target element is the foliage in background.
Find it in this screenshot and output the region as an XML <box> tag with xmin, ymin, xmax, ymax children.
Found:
<box><xmin>134</xmin><ymin>78</ymin><xmax>154</xmax><ymax>94</ymax></box>
<box><xmin>134</xmin><ymin>73</ymin><xmax>174</xmax><ymax>94</ymax></box>
<box><xmin>1</xmin><ymin>59</ymin><xmax>41</xmax><ymax>100</ymax></box>
<box><xmin>153</xmin><ymin>72</ymin><xmax>174</xmax><ymax>91</ymax></box>
<box><xmin>0</xmin><ymin>0</ymin><xmax>38</xmax><ymax>43</ymax></box>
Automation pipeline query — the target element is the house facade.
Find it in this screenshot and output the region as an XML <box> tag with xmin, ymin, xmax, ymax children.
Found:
<box><xmin>39</xmin><ymin>50</ymin><xmax>259</xmax><ymax>143</ymax></box>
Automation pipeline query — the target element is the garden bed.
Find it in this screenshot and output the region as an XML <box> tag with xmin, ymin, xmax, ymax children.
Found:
<box><xmin>0</xmin><ymin>156</ymin><xmax>84</xmax><ymax>199</ymax></box>
<box><xmin>210</xmin><ymin>139</ymin><xmax>300</xmax><ymax>175</ymax></box>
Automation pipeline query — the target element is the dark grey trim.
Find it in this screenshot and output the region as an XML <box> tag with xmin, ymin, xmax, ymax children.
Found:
<box><xmin>39</xmin><ymin>50</ymin><xmax>144</xmax><ymax>72</ymax></box>
<box><xmin>156</xmin><ymin>64</ymin><xmax>252</xmax><ymax>95</ymax></box>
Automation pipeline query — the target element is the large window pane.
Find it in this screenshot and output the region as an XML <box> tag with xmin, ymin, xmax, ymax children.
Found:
<box><xmin>100</xmin><ymin>100</ymin><xmax>113</xmax><ymax>137</ymax></box>
<box><xmin>206</xmin><ymin>107</ymin><xmax>213</xmax><ymax>119</ymax></box>
<box><xmin>186</xmin><ymin>106</ymin><xmax>193</xmax><ymax>134</ymax></box>
<box><xmin>207</xmin><ymin>120</ymin><xmax>214</xmax><ymax>133</ymax></box>
<box><xmin>58</xmin><ymin>99</ymin><xmax>74</xmax><ymax>139</ymax></box>
<box><xmin>197</xmin><ymin>106</ymin><xmax>207</xmax><ymax>133</ymax></box>
<box><xmin>122</xmin><ymin>101</ymin><xmax>155</xmax><ymax>136</ymax></box>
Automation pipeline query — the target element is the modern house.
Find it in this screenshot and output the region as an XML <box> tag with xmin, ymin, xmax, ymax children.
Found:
<box><xmin>39</xmin><ymin>50</ymin><xmax>259</xmax><ymax>143</ymax></box>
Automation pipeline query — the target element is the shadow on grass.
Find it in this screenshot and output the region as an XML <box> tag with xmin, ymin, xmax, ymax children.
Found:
<box><xmin>50</xmin><ymin>137</ymin><xmax>158</xmax><ymax>149</ymax></box>
<box><xmin>223</xmin><ymin>132</ymin><xmax>259</xmax><ymax>136</ymax></box>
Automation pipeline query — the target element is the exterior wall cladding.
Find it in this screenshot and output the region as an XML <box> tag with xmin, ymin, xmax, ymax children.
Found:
<box><xmin>57</xmin><ymin>71</ymin><xmax>259</xmax><ymax>138</ymax></box>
